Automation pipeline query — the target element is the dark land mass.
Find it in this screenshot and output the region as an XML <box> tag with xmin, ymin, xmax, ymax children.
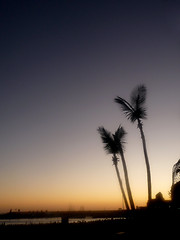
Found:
<box><xmin>0</xmin><ymin>208</ymin><xmax>180</xmax><ymax>239</ymax></box>
<box><xmin>0</xmin><ymin>209</ymin><xmax>125</xmax><ymax>219</ymax></box>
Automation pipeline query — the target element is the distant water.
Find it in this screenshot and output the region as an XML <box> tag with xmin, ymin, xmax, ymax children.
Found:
<box><xmin>0</xmin><ymin>217</ymin><xmax>117</xmax><ymax>225</ymax></box>
<box><xmin>0</xmin><ymin>217</ymin><xmax>62</xmax><ymax>225</ymax></box>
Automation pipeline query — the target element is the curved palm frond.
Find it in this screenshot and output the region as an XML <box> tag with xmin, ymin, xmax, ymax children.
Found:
<box><xmin>114</xmin><ymin>97</ymin><xmax>135</xmax><ymax>121</ymax></box>
<box><xmin>97</xmin><ymin>126</ymin><xmax>118</xmax><ymax>155</ymax></box>
<box><xmin>113</xmin><ymin>125</ymin><xmax>127</xmax><ymax>153</ymax></box>
<box><xmin>115</xmin><ymin>85</ymin><xmax>147</xmax><ymax>122</ymax></box>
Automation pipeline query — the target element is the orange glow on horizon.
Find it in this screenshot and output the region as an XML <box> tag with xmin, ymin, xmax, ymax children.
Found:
<box><xmin>0</xmin><ymin>186</ymin><xmax>150</xmax><ymax>213</ymax></box>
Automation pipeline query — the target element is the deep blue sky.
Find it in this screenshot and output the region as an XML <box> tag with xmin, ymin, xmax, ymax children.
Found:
<box><xmin>1</xmin><ymin>0</ymin><xmax>180</xmax><ymax>211</ymax></box>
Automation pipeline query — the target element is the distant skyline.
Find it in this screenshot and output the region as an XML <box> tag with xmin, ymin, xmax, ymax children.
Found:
<box><xmin>1</xmin><ymin>0</ymin><xmax>180</xmax><ymax>212</ymax></box>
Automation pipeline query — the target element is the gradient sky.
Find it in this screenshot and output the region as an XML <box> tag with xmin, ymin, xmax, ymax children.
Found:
<box><xmin>1</xmin><ymin>0</ymin><xmax>180</xmax><ymax>212</ymax></box>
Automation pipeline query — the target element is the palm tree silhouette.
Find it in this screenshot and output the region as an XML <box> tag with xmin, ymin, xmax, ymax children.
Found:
<box><xmin>113</xmin><ymin>126</ymin><xmax>135</xmax><ymax>210</ymax></box>
<box><xmin>114</xmin><ymin>85</ymin><xmax>152</xmax><ymax>202</ymax></box>
<box><xmin>97</xmin><ymin>126</ymin><xmax>130</xmax><ymax>210</ymax></box>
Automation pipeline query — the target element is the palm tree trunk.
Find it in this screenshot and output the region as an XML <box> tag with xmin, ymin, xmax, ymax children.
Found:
<box><xmin>138</xmin><ymin>119</ymin><xmax>152</xmax><ymax>202</ymax></box>
<box><xmin>120</xmin><ymin>151</ymin><xmax>135</xmax><ymax>210</ymax></box>
<box><xmin>113</xmin><ymin>155</ymin><xmax>130</xmax><ymax>210</ymax></box>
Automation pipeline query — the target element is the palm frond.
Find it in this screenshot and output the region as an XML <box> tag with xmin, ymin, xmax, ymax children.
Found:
<box><xmin>113</xmin><ymin>125</ymin><xmax>127</xmax><ymax>153</ymax></box>
<box><xmin>115</xmin><ymin>85</ymin><xmax>147</xmax><ymax>122</ymax></box>
<box><xmin>114</xmin><ymin>97</ymin><xmax>134</xmax><ymax>121</ymax></box>
<box><xmin>97</xmin><ymin>126</ymin><xmax>118</xmax><ymax>155</ymax></box>
<box><xmin>130</xmin><ymin>85</ymin><xmax>147</xmax><ymax>109</ymax></box>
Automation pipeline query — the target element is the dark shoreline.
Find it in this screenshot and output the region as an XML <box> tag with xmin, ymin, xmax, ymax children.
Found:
<box><xmin>0</xmin><ymin>209</ymin><xmax>180</xmax><ymax>239</ymax></box>
<box><xmin>0</xmin><ymin>209</ymin><xmax>125</xmax><ymax>219</ymax></box>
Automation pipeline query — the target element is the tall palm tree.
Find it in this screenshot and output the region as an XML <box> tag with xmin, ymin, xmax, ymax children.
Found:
<box><xmin>97</xmin><ymin>126</ymin><xmax>130</xmax><ymax>210</ymax></box>
<box><xmin>113</xmin><ymin>126</ymin><xmax>135</xmax><ymax>210</ymax></box>
<box><xmin>114</xmin><ymin>85</ymin><xmax>152</xmax><ymax>202</ymax></box>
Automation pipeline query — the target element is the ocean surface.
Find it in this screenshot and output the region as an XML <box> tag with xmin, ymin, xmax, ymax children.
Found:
<box><xmin>0</xmin><ymin>217</ymin><xmax>115</xmax><ymax>225</ymax></box>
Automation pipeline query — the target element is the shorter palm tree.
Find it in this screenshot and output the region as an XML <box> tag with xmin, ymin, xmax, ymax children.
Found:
<box><xmin>113</xmin><ymin>126</ymin><xmax>135</xmax><ymax>210</ymax></box>
<box><xmin>97</xmin><ymin>126</ymin><xmax>130</xmax><ymax>210</ymax></box>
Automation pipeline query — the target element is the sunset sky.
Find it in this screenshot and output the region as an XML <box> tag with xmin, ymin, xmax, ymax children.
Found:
<box><xmin>1</xmin><ymin>0</ymin><xmax>180</xmax><ymax>212</ymax></box>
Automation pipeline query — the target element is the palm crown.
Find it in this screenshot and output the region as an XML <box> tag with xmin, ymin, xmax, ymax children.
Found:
<box><xmin>98</xmin><ymin>126</ymin><xmax>131</xmax><ymax>209</ymax></box>
<box><xmin>113</xmin><ymin>126</ymin><xmax>127</xmax><ymax>154</ymax></box>
<box><xmin>97</xmin><ymin>127</ymin><xmax>119</xmax><ymax>155</ymax></box>
<box><xmin>114</xmin><ymin>85</ymin><xmax>147</xmax><ymax>123</ymax></box>
<box><xmin>98</xmin><ymin>126</ymin><xmax>126</xmax><ymax>155</ymax></box>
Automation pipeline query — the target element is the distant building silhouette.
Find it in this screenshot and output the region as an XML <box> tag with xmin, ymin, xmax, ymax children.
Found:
<box><xmin>171</xmin><ymin>182</ymin><xmax>180</xmax><ymax>207</ymax></box>
<box><xmin>148</xmin><ymin>192</ymin><xmax>170</xmax><ymax>208</ymax></box>
<box><xmin>171</xmin><ymin>159</ymin><xmax>180</xmax><ymax>207</ymax></box>
<box><xmin>171</xmin><ymin>159</ymin><xmax>180</xmax><ymax>208</ymax></box>
<box><xmin>172</xmin><ymin>159</ymin><xmax>180</xmax><ymax>185</ymax></box>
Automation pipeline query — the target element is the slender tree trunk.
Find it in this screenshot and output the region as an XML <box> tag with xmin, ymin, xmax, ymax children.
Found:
<box><xmin>113</xmin><ymin>154</ymin><xmax>130</xmax><ymax>210</ymax></box>
<box><xmin>137</xmin><ymin>119</ymin><xmax>152</xmax><ymax>202</ymax></box>
<box><xmin>120</xmin><ymin>151</ymin><xmax>135</xmax><ymax>210</ymax></box>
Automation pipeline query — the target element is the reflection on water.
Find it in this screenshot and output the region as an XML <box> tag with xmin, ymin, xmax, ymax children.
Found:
<box><xmin>0</xmin><ymin>217</ymin><xmax>120</xmax><ymax>225</ymax></box>
<box><xmin>69</xmin><ymin>217</ymin><xmax>113</xmax><ymax>223</ymax></box>
<box><xmin>0</xmin><ymin>217</ymin><xmax>62</xmax><ymax>225</ymax></box>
